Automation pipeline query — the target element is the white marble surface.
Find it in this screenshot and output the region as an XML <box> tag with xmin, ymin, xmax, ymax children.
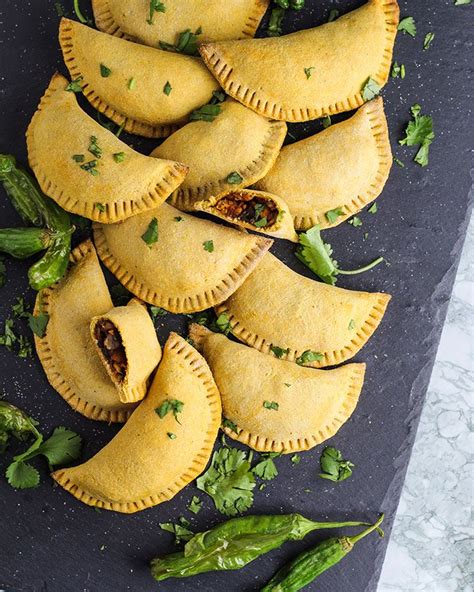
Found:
<box><xmin>378</xmin><ymin>213</ymin><xmax>474</xmax><ymax>591</ymax></box>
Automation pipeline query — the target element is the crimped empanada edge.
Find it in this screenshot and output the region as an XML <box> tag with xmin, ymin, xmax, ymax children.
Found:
<box><xmin>289</xmin><ymin>97</ymin><xmax>393</xmax><ymax>231</ymax></box>
<box><xmin>93</xmin><ymin>223</ymin><xmax>273</xmax><ymax>313</ymax></box>
<box><xmin>33</xmin><ymin>240</ymin><xmax>134</xmax><ymax>423</ymax></box>
<box><xmin>168</xmin><ymin>118</ymin><xmax>287</xmax><ymax>211</ymax></box>
<box><xmin>215</xmin><ymin>291</ymin><xmax>392</xmax><ymax>367</ymax></box>
<box><xmin>222</xmin><ymin>363</ymin><xmax>366</xmax><ymax>453</ymax></box>
<box><xmin>92</xmin><ymin>0</ymin><xmax>270</xmax><ymax>41</ymax></box>
<box><xmin>199</xmin><ymin>0</ymin><xmax>400</xmax><ymax>122</ymax></box>
<box><xmin>26</xmin><ymin>73</ymin><xmax>188</xmax><ymax>223</ymax></box>
<box><xmin>59</xmin><ymin>18</ymin><xmax>182</xmax><ymax>138</ymax></box>
<box><xmin>51</xmin><ymin>333</ymin><xmax>222</xmax><ymax>513</ymax></box>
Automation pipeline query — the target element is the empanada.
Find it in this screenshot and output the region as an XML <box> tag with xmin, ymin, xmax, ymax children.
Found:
<box><xmin>52</xmin><ymin>333</ymin><xmax>221</xmax><ymax>513</ymax></box>
<box><xmin>93</xmin><ymin>203</ymin><xmax>273</xmax><ymax>314</ymax></box>
<box><xmin>151</xmin><ymin>100</ymin><xmax>286</xmax><ymax>210</ymax></box>
<box><xmin>194</xmin><ymin>188</ymin><xmax>298</xmax><ymax>242</ymax></box>
<box><xmin>200</xmin><ymin>0</ymin><xmax>399</xmax><ymax>121</ymax></box>
<box><xmin>91</xmin><ymin>299</ymin><xmax>162</xmax><ymax>404</ymax></box>
<box><xmin>26</xmin><ymin>74</ymin><xmax>188</xmax><ymax>223</ymax></box>
<box><xmin>92</xmin><ymin>0</ymin><xmax>270</xmax><ymax>47</ymax></box>
<box><xmin>190</xmin><ymin>324</ymin><xmax>365</xmax><ymax>453</ymax></box>
<box><xmin>216</xmin><ymin>253</ymin><xmax>391</xmax><ymax>367</ymax></box>
<box><xmin>34</xmin><ymin>240</ymin><xmax>135</xmax><ymax>422</ymax></box>
<box><xmin>256</xmin><ymin>98</ymin><xmax>392</xmax><ymax>230</ymax></box>
<box><xmin>59</xmin><ymin>18</ymin><xmax>220</xmax><ymax>138</ymax></box>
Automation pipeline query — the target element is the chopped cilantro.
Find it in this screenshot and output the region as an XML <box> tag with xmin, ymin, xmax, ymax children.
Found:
<box><xmin>127</xmin><ymin>77</ymin><xmax>137</xmax><ymax>90</ymax></box>
<box><xmin>322</xmin><ymin>116</ymin><xmax>332</xmax><ymax>129</ymax></box>
<box><xmin>393</xmin><ymin>156</ymin><xmax>405</xmax><ymax>168</ymax></box>
<box><xmin>163</xmin><ymin>81</ymin><xmax>172</xmax><ymax>96</ymax></box>
<box><xmin>0</xmin><ymin>319</ymin><xmax>17</xmax><ymax>351</ymax></box>
<box><xmin>187</xmin><ymin>495</ymin><xmax>202</xmax><ymax>514</ymax></box>
<box><xmin>80</xmin><ymin>160</ymin><xmax>99</xmax><ymax>176</ymax></box>
<box><xmin>348</xmin><ymin>216</ymin><xmax>363</xmax><ymax>227</ymax></box>
<box><xmin>226</xmin><ymin>172</ymin><xmax>243</xmax><ymax>184</ymax></box>
<box><xmin>222</xmin><ymin>418</ymin><xmax>239</xmax><ymax>433</ymax></box>
<box><xmin>95</xmin><ymin>203</ymin><xmax>106</xmax><ymax>212</ymax></box>
<box><xmin>263</xmin><ymin>400</ymin><xmax>279</xmax><ymax>411</ymax></box>
<box><xmin>328</xmin><ymin>8</ymin><xmax>339</xmax><ymax>22</ymax></box>
<box><xmin>361</xmin><ymin>77</ymin><xmax>381</xmax><ymax>101</ymax></box>
<box><xmin>368</xmin><ymin>203</ymin><xmax>378</xmax><ymax>214</ymax></box>
<box><xmin>100</xmin><ymin>64</ymin><xmax>112</xmax><ymax>78</ymax></box>
<box><xmin>296</xmin><ymin>350</ymin><xmax>323</xmax><ymax>365</ymax></box>
<box><xmin>159</xmin><ymin>519</ymin><xmax>194</xmax><ymax>544</ymax></box>
<box><xmin>398</xmin><ymin>16</ymin><xmax>416</xmax><ymax>37</ymax></box>
<box><xmin>174</xmin><ymin>216</ymin><xmax>184</xmax><ymax>222</ymax></box>
<box><xmin>216</xmin><ymin>313</ymin><xmax>232</xmax><ymax>335</ymax></box>
<box><xmin>72</xmin><ymin>154</ymin><xmax>85</xmax><ymax>163</ymax></box>
<box><xmin>159</xmin><ymin>27</ymin><xmax>202</xmax><ymax>56</ymax></box>
<box><xmin>348</xmin><ymin>319</ymin><xmax>356</xmax><ymax>330</ymax></box>
<box><xmin>270</xmin><ymin>345</ymin><xmax>289</xmax><ymax>358</ymax></box>
<box><xmin>167</xmin><ymin>432</ymin><xmax>177</xmax><ymax>440</ymax></box>
<box><xmin>65</xmin><ymin>77</ymin><xmax>83</xmax><ymax>93</ymax></box>
<box><xmin>155</xmin><ymin>399</ymin><xmax>184</xmax><ymax>423</ymax></box>
<box><xmin>149</xmin><ymin>306</ymin><xmax>167</xmax><ymax>321</ymax></box>
<box><xmin>304</xmin><ymin>67</ymin><xmax>315</xmax><ymax>79</ymax></box>
<box><xmin>196</xmin><ymin>447</ymin><xmax>255</xmax><ymax>516</ymax></box>
<box><xmin>17</xmin><ymin>335</ymin><xmax>32</xmax><ymax>358</ymax></box>
<box><xmin>254</xmin><ymin>216</ymin><xmax>268</xmax><ymax>228</ymax></box>
<box><xmin>391</xmin><ymin>61</ymin><xmax>406</xmax><ymax>79</ymax></box>
<box><xmin>141</xmin><ymin>217</ymin><xmax>159</xmax><ymax>246</ymax></box>
<box><xmin>203</xmin><ymin>240</ymin><xmax>214</xmax><ymax>253</ymax></box>
<box><xmin>28</xmin><ymin>313</ymin><xmax>49</xmax><ymax>338</ymax></box>
<box><xmin>423</xmin><ymin>32</ymin><xmax>435</xmax><ymax>50</ymax></box>
<box><xmin>325</xmin><ymin>207</ymin><xmax>345</xmax><ymax>224</ymax></box>
<box><xmin>267</xmin><ymin>7</ymin><xmax>285</xmax><ymax>37</ymax></box>
<box><xmin>113</xmin><ymin>152</ymin><xmax>125</xmax><ymax>163</ymax></box>
<box><xmin>190</xmin><ymin>104</ymin><xmax>222</xmax><ymax>122</ymax></box>
<box><xmin>88</xmin><ymin>136</ymin><xmax>102</xmax><ymax>159</ymax></box>
<box><xmin>147</xmin><ymin>0</ymin><xmax>166</xmax><ymax>25</ymax></box>
<box><xmin>399</xmin><ymin>104</ymin><xmax>434</xmax><ymax>167</ymax></box>
<box><xmin>291</xmin><ymin>454</ymin><xmax>301</xmax><ymax>465</ymax></box>
<box><xmin>319</xmin><ymin>446</ymin><xmax>354</xmax><ymax>482</ymax></box>
<box><xmin>11</xmin><ymin>298</ymin><xmax>29</xmax><ymax>319</ymax></box>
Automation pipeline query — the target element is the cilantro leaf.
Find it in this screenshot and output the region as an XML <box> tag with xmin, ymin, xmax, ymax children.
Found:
<box><xmin>348</xmin><ymin>216</ymin><xmax>363</xmax><ymax>227</ymax></box>
<box><xmin>226</xmin><ymin>171</ymin><xmax>243</xmax><ymax>184</ymax></box>
<box><xmin>160</xmin><ymin>519</ymin><xmax>194</xmax><ymax>544</ymax></box>
<box><xmin>127</xmin><ymin>77</ymin><xmax>137</xmax><ymax>91</ymax></box>
<box><xmin>150</xmin><ymin>306</ymin><xmax>167</xmax><ymax>321</ymax></box>
<box><xmin>222</xmin><ymin>418</ymin><xmax>239</xmax><ymax>434</ymax></box>
<box><xmin>28</xmin><ymin>313</ymin><xmax>49</xmax><ymax>338</ymax></box>
<box><xmin>291</xmin><ymin>454</ymin><xmax>301</xmax><ymax>465</ymax></box>
<box><xmin>0</xmin><ymin>400</ymin><xmax>40</xmax><ymax>453</ymax></box>
<box><xmin>163</xmin><ymin>81</ymin><xmax>172</xmax><ymax>96</ymax></box>
<box><xmin>455</xmin><ymin>0</ymin><xmax>472</xmax><ymax>4</ymax></box>
<box><xmin>423</xmin><ymin>32</ymin><xmax>435</xmax><ymax>50</ymax></box>
<box><xmin>113</xmin><ymin>152</ymin><xmax>125</xmax><ymax>163</ymax></box>
<box><xmin>399</xmin><ymin>104</ymin><xmax>434</xmax><ymax>167</ymax></box>
<box><xmin>159</xmin><ymin>27</ymin><xmax>201</xmax><ymax>56</ymax></box>
<box><xmin>322</xmin><ymin>116</ymin><xmax>332</xmax><ymax>129</ymax></box>
<box><xmin>270</xmin><ymin>345</ymin><xmax>289</xmax><ymax>358</ymax></box>
<box><xmin>100</xmin><ymin>64</ymin><xmax>112</xmax><ymax>78</ymax></box>
<box><xmin>142</xmin><ymin>217</ymin><xmax>159</xmax><ymax>246</ymax></box>
<box><xmin>216</xmin><ymin>313</ymin><xmax>232</xmax><ymax>335</ymax></box>
<box><xmin>319</xmin><ymin>446</ymin><xmax>354</xmax><ymax>482</ymax></box>
<box><xmin>263</xmin><ymin>400</ymin><xmax>279</xmax><ymax>411</ymax></box>
<box><xmin>0</xmin><ymin>318</ymin><xmax>17</xmax><ymax>350</ymax></box>
<box><xmin>187</xmin><ymin>495</ymin><xmax>202</xmax><ymax>514</ymax></box>
<box><xmin>398</xmin><ymin>16</ymin><xmax>416</xmax><ymax>37</ymax></box>
<box><xmin>147</xmin><ymin>0</ymin><xmax>166</xmax><ymax>25</ymax></box>
<box><xmin>32</xmin><ymin>427</ymin><xmax>82</xmax><ymax>467</ymax></box>
<box><xmin>328</xmin><ymin>9</ymin><xmax>339</xmax><ymax>22</ymax></box>
<box><xmin>391</xmin><ymin>61</ymin><xmax>406</xmax><ymax>79</ymax></box>
<box><xmin>155</xmin><ymin>399</ymin><xmax>184</xmax><ymax>423</ymax></box>
<box><xmin>296</xmin><ymin>350</ymin><xmax>323</xmax><ymax>365</ymax></box>
<box><xmin>368</xmin><ymin>203</ymin><xmax>378</xmax><ymax>214</ymax></box>
<box><xmin>6</xmin><ymin>461</ymin><xmax>40</xmax><ymax>489</ymax></box>
<box><xmin>267</xmin><ymin>7</ymin><xmax>286</xmax><ymax>37</ymax></box>
<box><xmin>196</xmin><ymin>447</ymin><xmax>255</xmax><ymax>516</ymax></box>
<box><xmin>203</xmin><ymin>240</ymin><xmax>214</xmax><ymax>253</ymax></box>
<box><xmin>304</xmin><ymin>67</ymin><xmax>315</xmax><ymax>79</ymax></box>
<box><xmin>361</xmin><ymin>77</ymin><xmax>381</xmax><ymax>101</ymax></box>
<box><xmin>190</xmin><ymin>104</ymin><xmax>222</xmax><ymax>122</ymax></box>
<box><xmin>252</xmin><ymin>456</ymin><xmax>278</xmax><ymax>480</ymax></box>
<box><xmin>65</xmin><ymin>76</ymin><xmax>83</xmax><ymax>93</ymax></box>
<box><xmin>325</xmin><ymin>207</ymin><xmax>345</xmax><ymax>224</ymax></box>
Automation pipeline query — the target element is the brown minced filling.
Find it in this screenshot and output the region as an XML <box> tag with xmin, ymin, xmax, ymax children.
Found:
<box><xmin>94</xmin><ymin>320</ymin><xmax>127</xmax><ymax>381</ymax></box>
<box><xmin>215</xmin><ymin>192</ymin><xmax>278</xmax><ymax>227</ymax></box>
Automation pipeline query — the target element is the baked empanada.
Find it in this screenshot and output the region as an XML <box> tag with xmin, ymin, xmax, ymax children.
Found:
<box><xmin>34</xmin><ymin>240</ymin><xmax>135</xmax><ymax>422</ymax></box>
<box><xmin>26</xmin><ymin>74</ymin><xmax>188</xmax><ymax>223</ymax></box>
<box><xmin>190</xmin><ymin>324</ymin><xmax>365</xmax><ymax>453</ymax></box>
<box><xmin>194</xmin><ymin>188</ymin><xmax>298</xmax><ymax>242</ymax></box>
<box><xmin>52</xmin><ymin>333</ymin><xmax>221</xmax><ymax>513</ymax></box>
<box><xmin>216</xmin><ymin>253</ymin><xmax>391</xmax><ymax>367</ymax></box>
<box><xmin>59</xmin><ymin>18</ymin><xmax>220</xmax><ymax>138</ymax></box>
<box><xmin>256</xmin><ymin>98</ymin><xmax>392</xmax><ymax>230</ymax></box>
<box><xmin>92</xmin><ymin>0</ymin><xmax>270</xmax><ymax>47</ymax></box>
<box><xmin>200</xmin><ymin>0</ymin><xmax>399</xmax><ymax>122</ymax></box>
<box><xmin>93</xmin><ymin>203</ymin><xmax>272</xmax><ymax>314</ymax></box>
<box><xmin>151</xmin><ymin>100</ymin><xmax>286</xmax><ymax>210</ymax></box>
<box><xmin>91</xmin><ymin>299</ymin><xmax>161</xmax><ymax>404</ymax></box>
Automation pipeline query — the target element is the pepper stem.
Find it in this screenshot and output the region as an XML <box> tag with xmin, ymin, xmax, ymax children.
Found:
<box><xmin>348</xmin><ymin>513</ymin><xmax>385</xmax><ymax>545</ymax></box>
<box><xmin>338</xmin><ymin>257</ymin><xmax>385</xmax><ymax>276</ymax></box>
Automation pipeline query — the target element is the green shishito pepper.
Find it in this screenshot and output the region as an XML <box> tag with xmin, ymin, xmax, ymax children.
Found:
<box><xmin>0</xmin><ymin>154</ymin><xmax>73</xmax><ymax>290</ymax></box>
<box><xmin>150</xmin><ymin>513</ymin><xmax>377</xmax><ymax>581</ymax></box>
<box><xmin>261</xmin><ymin>514</ymin><xmax>385</xmax><ymax>591</ymax></box>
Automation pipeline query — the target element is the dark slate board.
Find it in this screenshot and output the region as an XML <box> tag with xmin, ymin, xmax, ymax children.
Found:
<box><xmin>0</xmin><ymin>1</ymin><xmax>472</xmax><ymax>591</ymax></box>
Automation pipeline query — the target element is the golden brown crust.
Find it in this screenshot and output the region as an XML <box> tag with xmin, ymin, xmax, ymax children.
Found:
<box><xmin>52</xmin><ymin>333</ymin><xmax>222</xmax><ymax>513</ymax></box>
<box><xmin>34</xmin><ymin>240</ymin><xmax>135</xmax><ymax>422</ymax></box>
<box><xmin>199</xmin><ymin>0</ymin><xmax>400</xmax><ymax>122</ymax></box>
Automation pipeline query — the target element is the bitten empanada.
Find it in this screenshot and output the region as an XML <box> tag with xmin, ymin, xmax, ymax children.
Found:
<box><xmin>34</xmin><ymin>240</ymin><xmax>135</xmax><ymax>422</ymax></box>
<box><xmin>256</xmin><ymin>98</ymin><xmax>392</xmax><ymax>230</ymax></box>
<box><xmin>200</xmin><ymin>0</ymin><xmax>399</xmax><ymax>122</ymax></box>
<box><xmin>92</xmin><ymin>0</ymin><xmax>270</xmax><ymax>47</ymax></box>
<box><xmin>151</xmin><ymin>100</ymin><xmax>286</xmax><ymax>210</ymax></box>
<box><xmin>190</xmin><ymin>325</ymin><xmax>365</xmax><ymax>453</ymax></box>
<box><xmin>194</xmin><ymin>189</ymin><xmax>298</xmax><ymax>242</ymax></box>
<box><xmin>59</xmin><ymin>18</ymin><xmax>220</xmax><ymax>138</ymax></box>
<box><xmin>93</xmin><ymin>203</ymin><xmax>273</xmax><ymax>314</ymax></box>
<box><xmin>26</xmin><ymin>74</ymin><xmax>187</xmax><ymax>223</ymax></box>
<box><xmin>91</xmin><ymin>299</ymin><xmax>161</xmax><ymax>404</ymax></box>
<box><xmin>52</xmin><ymin>333</ymin><xmax>221</xmax><ymax>513</ymax></box>
<box><xmin>216</xmin><ymin>253</ymin><xmax>391</xmax><ymax>367</ymax></box>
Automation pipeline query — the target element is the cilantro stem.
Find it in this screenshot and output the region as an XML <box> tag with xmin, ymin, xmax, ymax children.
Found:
<box><xmin>337</xmin><ymin>256</ymin><xmax>384</xmax><ymax>276</ymax></box>
<box><xmin>73</xmin><ymin>0</ymin><xmax>88</xmax><ymax>24</ymax></box>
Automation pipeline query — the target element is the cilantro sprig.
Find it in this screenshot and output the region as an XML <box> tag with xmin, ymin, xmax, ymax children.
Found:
<box><xmin>399</xmin><ymin>104</ymin><xmax>434</xmax><ymax>167</ymax></box>
<box><xmin>319</xmin><ymin>446</ymin><xmax>354</xmax><ymax>483</ymax></box>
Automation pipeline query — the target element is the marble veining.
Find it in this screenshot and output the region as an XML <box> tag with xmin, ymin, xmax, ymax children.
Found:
<box><xmin>378</xmin><ymin>214</ymin><xmax>474</xmax><ymax>591</ymax></box>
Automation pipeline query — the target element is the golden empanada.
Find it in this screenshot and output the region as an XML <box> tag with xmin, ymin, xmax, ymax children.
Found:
<box><xmin>151</xmin><ymin>100</ymin><xmax>286</xmax><ymax>210</ymax></box>
<box><xmin>216</xmin><ymin>253</ymin><xmax>391</xmax><ymax>367</ymax></box>
<box><xmin>34</xmin><ymin>240</ymin><xmax>135</xmax><ymax>422</ymax></box>
<box><xmin>93</xmin><ymin>202</ymin><xmax>273</xmax><ymax>314</ymax></box>
<box><xmin>59</xmin><ymin>18</ymin><xmax>220</xmax><ymax>138</ymax></box>
<box><xmin>91</xmin><ymin>299</ymin><xmax>162</xmax><ymax>404</ymax></box>
<box><xmin>194</xmin><ymin>188</ymin><xmax>298</xmax><ymax>242</ymax></box>
<box><xmin>256</xmin><ymin>98</ymin><xmax>392</xmax><ymax>230</ymax></box>
<box><xmin>190</xmin><ymin>324</ymin><xmax>365</xmax><ymax>453</ymax></box>
<box><xmin>92</xmin><ymin>0</ymin><xmax>270</xmax><ymax>47</ymax></box>
<box><xmin>200</xmin><ymin>0</ymin><xmax>399</xmax><ymax>121</ymax></box>
<box><xmin>52</xmin><ymin>333</ymin><xmax>221</xmax><ymax>513</ymax></box>
<box><xmin>26</xmin><ymin>74</ymin><xmax>188</xmax><ymax>223</ymax></box>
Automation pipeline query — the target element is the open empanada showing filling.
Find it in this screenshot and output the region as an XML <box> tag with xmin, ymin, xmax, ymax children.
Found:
<box><xmin>33</xmin><ymin>240</ymin><xmax>136</xmax><ymax>422</ymax></box>
<box><xmin>93</xmin><ymin>202</ymin><xmax>273</xmax><ymax>314</ymax></box>
<box><xmin>256</xmin><ymin>98</ymin><xmax>392</xmax><ymax>230</ymax></box>
<box><xmin>194</xmin><ymin>188</ymin><xmax>298</xmax><ymax>242</ymax></box>
<box><xmin>52</xmin><ymin>333</ymin><xmax>222</xmax><ymax>513</ymax></box>
<box><xmin>26</xmin><ymin>74</ymin><xmax>188</xmax><ymax>223</ymax></box>
<box><xmin>59</xmin><ymin>18</ymin><xmax>220</xmax><ymax>138</ymax></box>
<box><xmin>200</xmin><ymin>0</ymin><xmax>399</xmax><ymax>122</ymax></box>
<box><xmin>151</xmin><ymin>100</ymin><xmax>287</xmax><ymax>211</ymax></box>
<box><xmin>91</xmin><ymin>299</ymin><xmax>162</xmax><ymax>404</ymax></box>
<box><xmin>216</xmin><ymin>253</ymin><xmax>391</xmax><ymax>367</ymax></box>
<box><xmin>92</xmin><ymin>0</ymin><xmax>270</xmax><ymax>47</ymax></box>
<box><xmin>190</xmin><ymin>324</ymin><xmax>365</xmax><ymax>453</ymax></box>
